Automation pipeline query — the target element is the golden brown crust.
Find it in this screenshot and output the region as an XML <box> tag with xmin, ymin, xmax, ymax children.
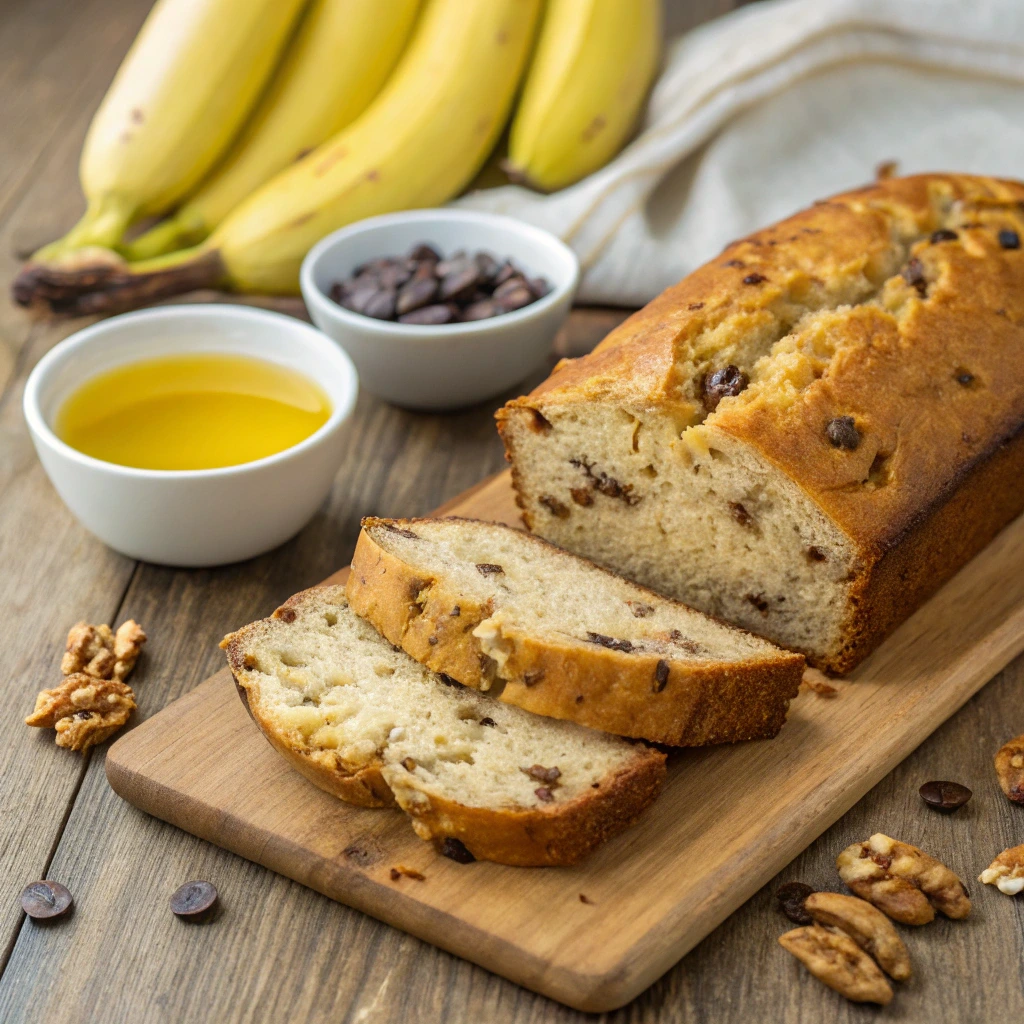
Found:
<box><xmin>347</xmin><ymin>517</ymin><xmax>804</xmax><ymax>745</ymax></box>
<box><xmin>394</xmin><ymin>749</ymin><xmax>666</xmax><ymax>867</ymax></box>
<box><xmin>500</xmin><ymin>174</ymin><xmax>1024</xmax><ymax>673</ymax></box>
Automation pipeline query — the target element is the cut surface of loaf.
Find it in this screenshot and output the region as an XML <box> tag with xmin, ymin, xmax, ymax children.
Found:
<box><xmin>347</xmin><ymin>516</ymin><xmax>804</xmax><ymax>745</ymax></box>
<box><xmin>498</xmin><ymin>174</ymin><xmax>1024</xmax><ymax>673</ymax></box>
<box><xmin>221</xmin><ymin>586</ymin><xmax>665</xmax><ymax>866</ymax></box>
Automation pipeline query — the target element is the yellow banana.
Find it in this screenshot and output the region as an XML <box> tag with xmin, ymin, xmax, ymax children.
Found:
<box><xmin>505</xmin><ymin>0</ymin><xmax>661</xmax><ymax>192</ymax></box>
<box><xmin>18</xmin><ymin>0</ymin><xmax>541</xmax><ymax>312</ymax></box>
<box><xmin>122</xmin><ymin>0</ymin><xmax>423</xmax><ymax>262</ymax></box>
<box><xmin>34</xmin><ymin>0</ymin><xmax>308</xmax><ymax>262</ymax></box>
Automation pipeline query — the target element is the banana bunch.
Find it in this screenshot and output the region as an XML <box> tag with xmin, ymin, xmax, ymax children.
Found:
<box><xmin>16</xmin><ymin>0</ymin><xmax>661</xmax><ymax>315</ymax></box>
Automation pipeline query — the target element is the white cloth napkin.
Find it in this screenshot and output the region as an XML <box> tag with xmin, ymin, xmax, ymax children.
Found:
<box><xmin>456</xmin><ymin>0</ymin><xmax>1024</xmax><ymax>306</ymax></box>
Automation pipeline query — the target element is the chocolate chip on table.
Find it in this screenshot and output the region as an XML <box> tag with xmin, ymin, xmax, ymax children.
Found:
<box><xmin>701</xmin><ymin>365</ymin><xmax>749</xmax><ymax>413</ymax></box>
<box><xmin>919</xmin><ymin>780</ymin><xmax>972</xmax><ymax>813</ymax></box>
<box><xmin>21</xmin><ymin>880</ymin><xmax>73</xmax><ymax>920</ymax></box>
<box><xmin>170</xmin><ymin>880</ymin><xmax>219</xmax><ymax>923</ymax></box>
<box><xmin>930</xmin><ymin>229</ymin><xmax>958</xmax><ymax>243</ymax></box>
<box><xmin>776</xmin><ymin>881</ymin><xmax>815</xmax><ymax>925</ymax></box>
<box><xmin>826</xmin><ymin>416</ymin><xmax>861</xmax><ymax>450</ymax></box>
<box><xmin>440</xmin><ymin>837</ymin><xmax>476</xmax><ymax>863</ymax></box>
<box><xmin>998</xmin><ymin>229</ymin><xmax>1020</xmax><ymax>250</ymax></box>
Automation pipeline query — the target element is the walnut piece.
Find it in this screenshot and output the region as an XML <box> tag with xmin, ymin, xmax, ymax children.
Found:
<box><xmin>994</xmin><ymin>733</ymin><xmax>1024</xmax><ymax>805</ymax></box>
<box><xmin>26</xmin><ymin>673</ymin><xmax>136</xmax><ymax>751</ymax></box>
<box><xmin>979</xmin><ymin>843</ymin><xmax>1024</xmax><ymax>896</ymax></box>
<box><xmin>804</xmin><ymin>892</ymin><xmax>911</xmax><ymax>980</ymax></box>
<box><xmin>779</xmin><ymin>924</ymin><xmax>893</xmax><ymax>1005</ymax></box>
<box><xmin>836</xmin><ymin>833</ymin><xmax>971</xmax><ymax>924</ymax></box>
<box><xmin>61</xmin><ymin>619</ymin><xmax>147</xmax><ymax>681</ymax></box>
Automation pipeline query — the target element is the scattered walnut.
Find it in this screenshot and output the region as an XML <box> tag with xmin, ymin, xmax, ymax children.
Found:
<box><xmin>804</xmin><ymin>892</ymin><xmax>911</xmax><ymax>981</ymax></box>
<box><xmin>61</xmin><ymin>620</ymin><xmax>147</xmax><ymax>681</ymax></box>
<box><xmin>836</xmin><ymin>833</ymin><xmax>971</xmax><ymax>924</ymax></box>
<box><xmin>994</xmin><ymin>733</ymin><xmax>1024</xmax><ymax>804</ymax></box>
<box><xmin>800</xmin><ymin>667</ymin><xmax>838</xmax><ymax>697</ymax></box>
<box><xmin>978</xmin><ymin>843</ymin><xmax>1024</xmax><ymax>896</ymax></box>
<box><xmin>25</xmin><ymin>673</ymin><xmax>136</xmax><ymax>751</ymax></box>
<box><xmin>779</xmin><ymin>924</ymin><xmax>892</xmax><ymax>1005</ymax></box>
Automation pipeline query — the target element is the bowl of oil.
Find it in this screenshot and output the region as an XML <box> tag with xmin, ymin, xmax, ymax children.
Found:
<box><xmin>24</xmin><ymin>304</ymin><xmax>358</xmax><ymax>566</ymax></box>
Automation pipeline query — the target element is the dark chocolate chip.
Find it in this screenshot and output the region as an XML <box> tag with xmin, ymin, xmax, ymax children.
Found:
<box><xmin>701</xmin><ymin>365</ymin><xmax>749</xmax><ymax>413</ymax></box>
<box><xmin>653</xmin><ymin>659</ymin><xmax>669</xmax><ymax>693</ymax></box>
<box><xmin>437</xmin><ymin>674</ymin><xmax>461</xmax><ymax>688</ymax></box>
<box><xmin>450</xmin><ymin>606</ymin><xmax>461</xmax><ymax>617</ymax></box>
<box><xmin>460</xmin><ymin>299</ymin><xmax>499</xmax><ymax>321</ymax></box>
<box><xmin>440</xmin><ymin>837</ymin><xmax>475</xmax><ymax>863</ymax></box>
<box><xmin>522</xmin><ymin>764</ymin><xmax>562</xmax><ymax>784</ymax></box>
<box><xmin>826</xmin><ymin>415</ymin><xmax>861</xmax><ymax>450</ymax></box>
<box><xmin>956</xmin><ymin>370</ymin><xmax>975</xmax><ymax>386</ymax></box>
<box><xmin>381</xmin><ymin>522</ymin><xmax>419</xmax><ymax>540</ymax></box>
<box><xmin>398</xmin><ymin>303</ymin><xmax>456</xmax><ymax>325</ymax></box>
<box><xmin>362</xmin><ymin>289</ymin><xmax>396</xmax><ymax>320</ymax></box>
<box><xmin>930</xmin><ymin>229</ymin><xmax>958</xmax><ymax>243</ymax></box>
<box><xmin>742</xmin><ymin>273</ymin><xmax>767</xmax><ymax>285</ymax></box>
<box><xmin>522</xmin><ymin>669</ymin><xmax>545</xmax><ymax>687</ymax></box>
<box><xmin>776</xmin><ymin>882</ymin><xmax>815</xmax><ymax>924</ymax></box>
<box><xmin>496</xmin><ymin>285</ymin><xmax>535</xmax><ymax>312</ymax></box>
<box><xmin>919</xmin><ymin>780</ymin><xmax>972</xmax><ymax>813</ymax></box>
<box><xmin>688</xmin><ymin>302</ymin><xmax>705</xmax><ymax>310</ymax></box>
<box><xmin>339</xmin><ymin>284</ymin><xmax>379</xmax><ymax>314</ymax></box>
<box><xmin>378</xmin><ymin>263</ymin><xmax>411</xmax><ymax>290</ymax></box>
<box><xmin>806</xmin><ymin>546</ymin><xmax>828</xmax><ymax>562</ymax></box>
<box><xmin>402</xmin><ymin>757</ymin><xmax>417</xmax><ymax>771</ymax></box>
<box><xmin>396</xmin><ymin>275</ymin><xmax>438</xmax><ymax>316</ymax></box>
<box><xmin>729</xmin><ymin>501</ymin><xmax>753</xmax><ymax>527</ymax></box>
<box><xmin>479</xmin><ymin>717</ymin><xmax>495</xmax><ymax>727</ymax></box>
<box><xmin>475</xmin><ymin>563</ymin><xmax>503</xmax><ymax>576</ymax></box>
<box><xmin>746</xmin><ymin>593</ymin><xmax>769</xmax><ymax>614</ymax></box>
<box><xmin>534</xmin><ymin>787</ymin><xmax>554</xmax><ymax>802</ymax></box>
<box><xmin>408</xmin><ymin>243</ymin><xmax>442</xmax><ymax>263</ymax></box>
<box><xmin>439</xmin><ymin>265</ymin><xmax>480</xmax><ymax>302</ymax></box>
<box><xmin>901</xmin><ymin>257</ymin><xmax>928</xmax><ymax>296</ymax></box>
<box><xmin>74</xmin><ymin>710</ymin><xmax>93</xmax><ymax>720</ymax></box>
<box><xmin>998</xmin><ymin>229</ymin><xmax>1020</xmax><ymax>250</ymax></box>
<box><xmin>585</xmin><ymin>632</ymin><xmax>635</xmax><ymax>653</ymax></box>
<box><xmin>170</xmin><ymin>880</ymin><xmax>218</xmax><ymax>923</ymax></box>
<box><xmin>21</xmin><ymin>880</ymin><xmax>73</xmax><ymax>920</ymax></box>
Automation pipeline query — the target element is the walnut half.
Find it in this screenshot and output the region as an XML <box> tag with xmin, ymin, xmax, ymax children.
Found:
<box><xmin>779</xmin><ymin>924</ymin><xmax>893</xmax><ymax>1005</ymax></box>
<box><xmin>995</xmin><ymin>733</ymin><xmax>1024</xmax><ymax>805</ymax></box>
<box><xmin>979</xmin><ymin>844</ymin><xmax>1024</xmax><ymax>896</ymax></box>
<box><xmin>804</xmin><ymin>892</ymin><xmax>911</xmax><ymax>980</ymax></box>
<box><xmin>837</xmin><ymin>833</ymin><xmax>971</xmax><ymax>924</ymax></box>
<box><xmin>26</xmin><ymin>674</ymin><xmax>136</xmax><ymax>751</ymax></box>
<box><xmin>61</xmin><ymin>619</ymin><xmax>147</xmax><ymax>681</ymax></box>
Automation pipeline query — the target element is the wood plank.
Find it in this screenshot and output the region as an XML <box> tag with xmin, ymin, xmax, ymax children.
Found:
<box><xmin>94</xmin><ymin>472</ymin><xmax>1024</xmax><ymax>1012</ymax></box>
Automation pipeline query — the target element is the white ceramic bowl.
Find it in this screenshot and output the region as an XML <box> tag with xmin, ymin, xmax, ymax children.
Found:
<box><xmin>23</xmin><ymin>304</ymin><xmax>358</xmax><ymax>567</ymax></box>
<box><xmin>300</xmin><ymin>209</ymin><xmax>579</xmax><ymax>410</ymax></box>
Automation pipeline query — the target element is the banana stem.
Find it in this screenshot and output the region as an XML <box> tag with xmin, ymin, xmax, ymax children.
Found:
<box><xmin>119</xmin><ymin>209</ymin><xmax>209</xmax><ymax>262</ymax></box>
<box><xmin>31</xmin><ymin>196</ymin><xmax>136</xmax><ymax>263</ymax></box>
<box><xmin>12</xmin><ymin>243</ymin><xmax>225</xmax><ymax>317</ymax></box>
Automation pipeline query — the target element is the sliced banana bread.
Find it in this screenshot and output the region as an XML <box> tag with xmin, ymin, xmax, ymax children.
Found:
<box><xmin>221</xmin><ymin>586</ymin><xmax>665</xmax><ymax>866</ymax></box>
<box><xmin>498</xmin><ymin>174</ymin><xmax>1024</xmax><ymax>673</ymax></box>
<box><xmin>346</xmin><ymin>516</ymin><xmax>804</xmax><ymax>746</ymax></box>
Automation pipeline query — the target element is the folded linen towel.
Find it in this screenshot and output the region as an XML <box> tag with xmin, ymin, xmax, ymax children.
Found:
<box><xmin>456</xmin><ymin>0</ymin><xmax>1024</xmax><ymax>306</ymax></box>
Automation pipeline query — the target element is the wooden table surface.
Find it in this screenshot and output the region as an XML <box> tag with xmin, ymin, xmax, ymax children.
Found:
<box><xmin>0</xmin><ymin>1</ymin><xmax>1021</xmax><ymax>1022</ymax></box>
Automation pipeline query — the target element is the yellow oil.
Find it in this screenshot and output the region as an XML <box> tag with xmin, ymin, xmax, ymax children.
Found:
<box><xmin>56</xmin><ymin>353</ymin><xmax>332</xmax><ymax>471</ymax></box>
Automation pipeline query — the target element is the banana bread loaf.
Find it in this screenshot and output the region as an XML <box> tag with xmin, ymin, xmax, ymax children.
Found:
<box><xmin>498</xmin><ymin>174</ymin><xmax>1024</xmax><ymax>672</ymax></box>
<box><xmin>347</xmin><ymin>516</ymin><xmax>803</xmax><ymax>745</ymax></box>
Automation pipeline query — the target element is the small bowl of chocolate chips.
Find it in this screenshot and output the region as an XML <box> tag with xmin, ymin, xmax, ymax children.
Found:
<box><xmin>301</xmin><ymin>209</ymin><xmax>578</xmax><ymax>410</ymax></box>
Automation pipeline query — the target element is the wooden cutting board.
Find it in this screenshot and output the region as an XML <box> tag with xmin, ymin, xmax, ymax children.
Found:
<box><xmin>105</xmin><ymin>470</ymin><xmax>1024</xmax><ymax>1012</ymax></box>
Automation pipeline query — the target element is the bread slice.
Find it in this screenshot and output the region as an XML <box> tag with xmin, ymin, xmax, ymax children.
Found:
<box><xmin>346</xmin><ymin>517</ymin><xmax>804</xmax><ymax>746</ymax></box>
<box><xmin>221</xmin><ymin>586</ymin><xmax>666</xmax><ymax>866</ymax></box>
